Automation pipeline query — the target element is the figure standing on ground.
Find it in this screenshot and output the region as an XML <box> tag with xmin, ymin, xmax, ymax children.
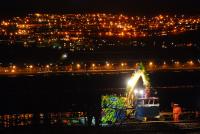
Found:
<box><xmin>173</xmin><ymin>103</ymin><xmax>182</xmax><ymax>122</ymax></box>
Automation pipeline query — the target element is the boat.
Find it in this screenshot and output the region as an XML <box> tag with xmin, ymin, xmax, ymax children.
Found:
<box><xmin>135</xmin><ymin>97</ymin><xmax>160</xmax><ymax>121</ymax></box>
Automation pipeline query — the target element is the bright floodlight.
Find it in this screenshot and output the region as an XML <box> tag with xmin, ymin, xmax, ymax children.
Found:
<box><xmin>128</xmin><ymin>79</ymin><xmax>134</xmax><ymax>87</ymax></box>
<box><xmin>127</xmin><ymin>72</ymin><xmax>142</xmax><ymax>88</ymax></box>
<box><xmin>139</xmin><ymin>90</ymin><xmax>144</xmax><ymax>95</ymax></box>
<box><xmin>62</xmin><ymin>53</ymin><xmax>68</xmax><ymax>59</ymax></box>
<box><xmin>134</xmin><ymin>89</ymin><xmax>138</xmax><ymax>94</ymax></box>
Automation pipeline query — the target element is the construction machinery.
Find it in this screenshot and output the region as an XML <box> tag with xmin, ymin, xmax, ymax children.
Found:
<box><xmin>126</xmin><ymin>63</ymin><xmax>160</xmax><ymax>121</ymax></box>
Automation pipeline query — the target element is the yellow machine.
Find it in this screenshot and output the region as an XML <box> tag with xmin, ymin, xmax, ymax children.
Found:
<box><xmin>126</xmin><ymin>63</ymin><xmax>150</xmax><ymax>108</ymax></box>
<box><xmin>126</xmin><ymin>63</ymin><xmax>160</xmax><ymax>120</ymax></box>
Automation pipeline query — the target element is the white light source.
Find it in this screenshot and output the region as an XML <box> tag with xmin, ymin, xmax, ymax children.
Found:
<box><xmin>134</xmin><ymin>89</ymin><xmax>138</xmax><ymax>94</ymax></box>
<box><xmin>139</xmin><ymin>90</ymin><xmax>144</xmax><ymax>95</ymax></box>
<box><xmin>127</xmin><ymin>79</ymin><xmax>134</xmax><ymax>87</ymax></box>
<box><xmin>62</xmin><ymin>53</ymin><xmax>68</xmax><ymax>59</ymax></box>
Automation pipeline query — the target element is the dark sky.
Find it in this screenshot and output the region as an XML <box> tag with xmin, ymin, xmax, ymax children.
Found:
<box><xmin>0</xmin><ymin>0</ymin><xmax>200</xmax><ymax>17</ymax></box>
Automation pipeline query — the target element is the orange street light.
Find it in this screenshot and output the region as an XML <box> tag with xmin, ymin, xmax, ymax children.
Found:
<box><xmin>76</xmin><ymin>64</ymin><xmax>81</xmax><ymax>69</ymax></box>
<box><xmin>11</xmin><ymin>69</ymin><xmax>15</xmax><ymax>73</ymax></box>
<box><xmin>29</xmin><ymin>65</ymin><xmax>33</xmax><ymax>69</ymax></box>
<box><xmin>106</xmin><ymin>63</ymin><xmax>110</xmax><ymax>67</ymax></box>
<box><xmin>188</xmin><ymin>60</ymin><xmax>194</xmax><ymax>65</ymax></box>
<box><xmin>92</xmin><ymin>63</ymin><xmax>95</xmax><ymax>68</ymax></box>
<box><xmin>175</xmin><ymin>61</ymin><xmax>180</xmax><ymax>65</ymax></box>
<box><xmin>149</xmin><ymin>62</ymin><xmax>153</xmax><ymax>66</ymax></box>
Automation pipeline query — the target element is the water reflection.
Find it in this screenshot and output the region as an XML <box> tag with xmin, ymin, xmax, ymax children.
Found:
<box><xmin>0</xmin><ymin>111</ymin><xmax>199</xmax><ymax>128</ymax></box>
<box><xmin>0</xmin><ymin>113</ymin><xmax>33</xmax><ymax>128</ymax></box>
<box><xmin>0</xmin><ymin>112</ymin><xmax>90</xmax><ymax>128</ymax></box>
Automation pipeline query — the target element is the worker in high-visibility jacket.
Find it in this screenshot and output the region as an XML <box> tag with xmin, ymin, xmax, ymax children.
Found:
<box><xmin>173</xmin><ymin>104</ymin><xmax>182</xmax><ymax>122</ymax></box>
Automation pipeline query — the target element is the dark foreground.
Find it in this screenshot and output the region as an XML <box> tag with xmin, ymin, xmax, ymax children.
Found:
<box><xmin>1</xmin><ymin>122</ymin><xmax>200</xmax><ymax>134</ymax></box>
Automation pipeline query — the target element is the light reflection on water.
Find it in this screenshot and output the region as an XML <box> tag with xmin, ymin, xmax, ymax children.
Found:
<box><xmin>0</xmin><ymin>112</ymin><xmax>88</xmax><ymax>128</ymax></box>
<box><xmin>1</xmin><ymin>111</ymin><xmax>200</xmax><ymax>128</ymax></box>
<box><xmin>0</xmin><ymin>113</ymin><xmax>33</xmax><ymax>128</ymax></box>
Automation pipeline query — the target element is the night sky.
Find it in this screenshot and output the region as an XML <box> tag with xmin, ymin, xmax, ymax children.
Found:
<box><xmin>0</xmin><ymin>0</ymin><xmax>200</xmax><ymax>17</ymax></box>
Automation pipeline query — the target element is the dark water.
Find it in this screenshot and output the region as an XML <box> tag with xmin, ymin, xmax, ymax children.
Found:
<box><xmin>0</xmin><ymin>70</ymin><xmax>200</xmax><ymax>112</ymax></box>
<box><xmin>150</xmin><ymin>70</ymin><xmax>200</xmax><ymax>111</ymax></box>
<box><xmin>0</xmin><ymin>70</ymin><xmax>200</xmax><ymax>128</ymax></box>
